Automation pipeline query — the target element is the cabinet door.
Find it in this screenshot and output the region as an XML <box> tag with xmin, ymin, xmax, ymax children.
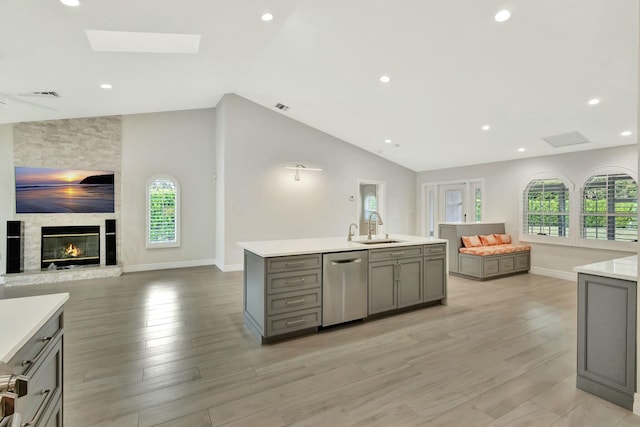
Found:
<box><xmin>424</xmin><ymin>256</ymin><xmax>446</xmax><ymax>302</ymax></box>
<box><xmin>368</xmin><ymin>261</ymin><xmax>396</xmax><ymax>314</ymax></box>
<box><xmin>397</xmin><ymin>257</ymin><xmax>423</xmax><ymax>308</ymax></box>
<box><xmin>577</xmin><ymin>274</ymin><xmax>636</xmax><ymax>399</ymax></box>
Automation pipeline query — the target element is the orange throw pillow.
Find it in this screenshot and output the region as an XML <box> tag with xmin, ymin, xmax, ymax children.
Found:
<box><xmin>461</xmin><ymin>235</ymin><xmax>482</xmax><ymax>248</ymax></box>
<box><xmin>493</xmin><ymin>233</ymin><xmax>512</xmax><ymax>244</ymax></box>
<box><xmin>479</xmin><ymin>234</ymin><xmax>498</xmax><ymax>246</ymax></box>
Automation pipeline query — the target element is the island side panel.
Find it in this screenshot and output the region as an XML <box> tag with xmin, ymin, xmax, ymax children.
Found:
<box><xmin>244</xmin><ymin>250</ymin><xmax>266</xmax><ymax>337</ymax></box>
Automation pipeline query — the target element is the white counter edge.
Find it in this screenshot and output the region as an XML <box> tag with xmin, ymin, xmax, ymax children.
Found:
<box><xmin>574</xmin><ymin>255</ymin><xmax>637</xmax><ymax>283</ymax></box>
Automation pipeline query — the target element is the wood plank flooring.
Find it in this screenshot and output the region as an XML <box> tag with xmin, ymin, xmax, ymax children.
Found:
<box><xmin>2</xmin><ymin>267</ymin><xmax>640</xmax><ymax>426</ymax></box>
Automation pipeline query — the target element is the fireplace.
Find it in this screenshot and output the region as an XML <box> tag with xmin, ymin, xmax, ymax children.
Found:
<box><xmin>41</xmin><ymin>226</ymin><xmax>100</xmax><ymax>269</ymax></box>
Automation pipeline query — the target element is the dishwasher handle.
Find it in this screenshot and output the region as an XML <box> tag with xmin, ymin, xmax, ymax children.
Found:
<box><xmin>330</xmin><ymin>258</ymin><xmax>362</xmax><ymax>265</ymax></box>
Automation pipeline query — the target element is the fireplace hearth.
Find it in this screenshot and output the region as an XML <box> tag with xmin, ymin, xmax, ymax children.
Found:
<box><xmin>41</xmin><ymin>226</ymin><xmax>100</xmax><ymax>269</ymax></box>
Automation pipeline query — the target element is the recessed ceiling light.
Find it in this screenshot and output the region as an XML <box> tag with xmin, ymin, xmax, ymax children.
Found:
<box><xmin>100</xmin><ymin>83</ymin><xmax>112</xmax><ymax>89</ymax></box>
<box><xmin>621</xmin><ymin>131</ymin><xmax>632</xmax><ymax>136</ymax></box>
<box><xmin>384</xmin><ymin>139</ymin><xmax>392</xmax><ymax>144</ymax></box>
<box><xmin>482</xmin><ymin>125</ymin><xmax>490</xmax><ymax>131</ymax></box>
<box><xmin>261</xmin><ymin>12</ymin><xmax>274</xmax><ymax>21</ymax></box>
<box><xmin>494</xmin><ymin>10</ymin><xmax>511</xmax><ymax>22</ymax></box>
<box><xmin>60</xmin><ymin>0</ymin><xmax>80</xmax><ymax>6</ymax></box>
<box><xmin>380</xmin><ymin>75</ymin><xmax>390</xmax><ymax>83</ymax></box>
<box><xmin>517</xmin><ymin>147</ymin><xmax>526</xmax><ymax>152</ymax></box>
<box><xmin>588</xmin><ymin>98</ymin><xmax>600</xmax><ymax>105</ymax></box>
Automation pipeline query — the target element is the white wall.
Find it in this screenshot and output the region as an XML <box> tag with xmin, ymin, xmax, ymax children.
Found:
<box><xmin>417</xmin><ymin>144</ymin><xmax>638</xmax><ymax>277</ymax></box>
<box><xmin>121</xmin><ymin>109</ymin><xmax>216</xmax><ymax>272</ymax></box>
<box><xmin>217</xmin><ymin>94</ymin><xmax>417</xmax><ymax>269</ymax></box>
<box><xmin>0</xmin><ymin>125</ymin><xmax>14</xmax><ymax>279</ymax></box>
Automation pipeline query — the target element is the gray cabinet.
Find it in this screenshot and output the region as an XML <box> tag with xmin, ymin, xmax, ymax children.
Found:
<box><xmin>4</xmin><ymin>307</ymin><xmax>64</xmax><ymax>427</ymax></box>
<box><xmin>244</xmin><ymin>251</ymin><xmax>322</xmax><ymax>342</ymax></box>
<box><xmin>424</xmin><ymin>246</ymin><xmax>446</xmax><ymax>302</ymax></box>
<box><xmin>368</xmin><ymin>246</ymin><xmax>423</xmax><ymax>315</ymax></box>
<box><xmin>577</xmin><ymin>273</ymin><xmax>636</xmax><ymax>410</ymax></box>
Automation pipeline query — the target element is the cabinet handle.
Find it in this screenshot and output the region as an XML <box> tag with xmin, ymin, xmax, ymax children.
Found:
<box><xmin>390</xmin><ymin>252</ymin><xmax>405</xmax><ymax>256</ymax></box>
<box><xmin>285</xmin><ymin>261</ymin><xmax>305</xmax><ymax>267</ymax></box>
<box><xmin>284</xmin><ymin>278</ymin><xmax>305</xmax><ymax>285</ymax></box>
<box><xmin>285</xmin><ymin>299</ymin><xmax>305</xmax><ymax>305</ymax></box>
<box><xmin>21</xmin><ymin>389</ymin><xmax>50</xmax><ymax>427</ymax></box>
<box><xmin>285</xmin><ymin>319</ymin><xmax>306</xmax><ymax>326</ymax></box>
<box><xmin>21</xmin><ymin>330</ymin><xmax>60</xmax><ymax>368</ymax></box>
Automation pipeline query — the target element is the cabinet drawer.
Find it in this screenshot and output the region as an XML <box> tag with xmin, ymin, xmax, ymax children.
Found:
<box><xmin>267</xmin><ymin>254</ymin><xmax>321</xmax><ymax>273</ymax></box>
<box><xmin>515</xmin><ymin>253</ymin><xmax>530</xmax><ymax>270</ymax></box>
<box><xmin>266</xmin><ymin>308</ymin><xmax>321</xmax><ymax>336</ymax></box>
<box><xmin>15</xmin><ymin>335</ymin><xmax>62</xmax><ymax>427</ymax></box>
<box><xmin>483</xmin><ymin>258</ymin><xmax>500</xmax><ymax>275</ymax></box>
<box><xmin>369</xmin><ymin>245</ymin><xmax>423</xmax><ymax>262</ymax></box>
<box><xmin>500</xmin><ymin>256</ymin><xmax>515</xmax><ymax>272</ymax></box>
<box><xmin>267</xmin><ymin>289</ymin><xmax>321</xmax><ymax>316</ymax></box>
<box><xmin>423</xmin><ymin>244</ymin><xmax>445</xmax><ymax>256</ymax></box>
<box><xmin>41</xmin><ymin>395</ymin><xmax>62</xmax><ymax>427</ymax></box>
<box><xmin>6</xmin><ymin>308</ymin><xmax>62</xmax><ymax>376</ymax></box>
<box><xmin>267</xmin><ymin>270</ymin><xmax>321</xmax><ymax>294</ymax></box>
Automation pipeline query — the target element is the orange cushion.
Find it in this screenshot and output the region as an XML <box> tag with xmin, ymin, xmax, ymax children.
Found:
<box><xmin>479</xmin><ymin>234</ymin><xmax>498</xmax><ymax>246</ymax></box>
<box><xmin>461</xmin><ymin>235</ymin><xmax>482</xmax><ymax>248</ymax></box>
<box><xmin>459</xmin><ymin>244</ymin><xmax>531</xmax><ymax>256</ymax></box>
<box><xmin>493</xmin><ymin>233</ymin><xmax>512</xmax><ymax>244</ymax></box>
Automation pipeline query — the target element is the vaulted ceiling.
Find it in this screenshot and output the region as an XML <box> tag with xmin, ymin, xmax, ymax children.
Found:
<box><xmin>2</xmin><ymin>0</ymin><xmax>637</xmax><ymax>171</ymax></box>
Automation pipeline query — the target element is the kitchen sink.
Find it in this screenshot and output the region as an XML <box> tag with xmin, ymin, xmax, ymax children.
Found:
<box><xmin>353</xmin><ymin>239</ymin><xmax>403</xmax><ymax>245</ymax></box>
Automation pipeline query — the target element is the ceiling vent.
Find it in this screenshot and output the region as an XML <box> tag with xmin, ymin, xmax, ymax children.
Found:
<box><xmin>543</xmin><ymin>131</ymin><xmax>590</xmax><ymax>148</ymax></box>
<box><xmin>275</xmin><ymin>103</ymin><xmax>289</xmax><ymax>111</ymax></box>
<box><xmin>31</xmin><ymin>91</ymin><xmax>60</xmax><ymax>98</ymax></box>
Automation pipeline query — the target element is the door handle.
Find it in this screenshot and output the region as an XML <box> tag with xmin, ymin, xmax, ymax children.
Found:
<box><xmin>330</xmin><ymin>258</ymin><xmax>362</xmax><ymax>265</ymax></box>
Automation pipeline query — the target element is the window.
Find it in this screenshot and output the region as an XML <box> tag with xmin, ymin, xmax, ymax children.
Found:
<box><xmin>147</xmin><ymin>175</ymin><xmax>180</xmax><ymax>248</ymax></box>
<box><xmin>474</xmin><ymin>186</ymin><xmax>482</xmax><ymax>222</ymax></box>
<box><xmin>581</xmin><ymin>173</ymin><xmax>637</xmax><ymax>242</ymax></box>
<box><xmin>523</xmin><ymin>178</ymin><xmax>570</xmax><ymax>237</ymax></box>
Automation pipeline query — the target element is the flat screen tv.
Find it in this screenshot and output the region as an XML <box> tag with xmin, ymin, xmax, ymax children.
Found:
<box><xmin>15</xmin><ymin>167</ymin><xmax>115</xmax><ymax>213</ymax></box>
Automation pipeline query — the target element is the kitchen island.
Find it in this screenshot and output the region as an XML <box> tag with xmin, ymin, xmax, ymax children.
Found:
<box><xmin>239</xmin><ymin>234</ymin><xmax>448</xmax><ymax>343</ymax></box>
<box><xmin>574</xmin><ymin>255</ymin><xmax>637</xmax><ymax>410</ymax></box>
<box><xmin>0</xmin><ymin>293</ymin><xmax>68</xmax><ymax>426</ymax></box>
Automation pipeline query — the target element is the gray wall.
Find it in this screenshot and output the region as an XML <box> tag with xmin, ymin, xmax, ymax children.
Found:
<box><xmin>216</xmin><ymin>94</ymin><xmax>417</xmax><ymax>269</ymax></box>
<box><xmin>121</xmin><ymin>109</ymin><xmax>216</xmax><ymax>271</ymax></box>
<box><xmin>417</xmin><ymin>144</ymin><xmax>638</xmax><ymax>277</ymax></box>
<box><xmin>0</xmin><ymin>125</ymin><xmax>14</xmax><ymax>277</ymax></box>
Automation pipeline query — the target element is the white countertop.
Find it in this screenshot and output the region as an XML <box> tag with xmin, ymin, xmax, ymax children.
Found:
<box><xmin>238</xmin><ymin>234</ymin><xmax>447</xmax><ymax>258</ymax></box>
<box><xmin>574</xmin><ymin>255</ymin><xmax>638</xmax><ymax>282</ymax></box>
<box><xmin>0</xmin><ymin>293</ymin><xmax>69</xmax><ymax>364</ymax></box>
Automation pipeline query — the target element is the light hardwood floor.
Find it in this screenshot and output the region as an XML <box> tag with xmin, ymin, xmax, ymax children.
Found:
<box><xmin>2</xmin><ymin>267</ymin><xmax>640</xmax><ymax>427</ymax></box>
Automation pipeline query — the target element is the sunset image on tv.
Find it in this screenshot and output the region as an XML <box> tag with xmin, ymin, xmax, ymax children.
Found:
<box><xmin>15</xmin><ymin>167</ymin><xmax>115</xmax><ymax>213</ymax></box>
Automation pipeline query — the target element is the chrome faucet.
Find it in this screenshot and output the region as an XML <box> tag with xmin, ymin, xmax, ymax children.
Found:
<box><xmin>367</xmin><ymin>211</ymin><xmax>383</xmax><ymax>240</ymax></box>
<box><xmin>347</xmin><ymin>223</ymin><xmax>358</xmax><ymax>241</ymax></box>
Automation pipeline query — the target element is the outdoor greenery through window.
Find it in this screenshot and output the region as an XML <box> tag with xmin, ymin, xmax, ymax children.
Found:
<box><xmin>475</xmin><ymin>187</ymin><xmax>482</xmax><ymax>222</ymax></box>
<box><xmin>148</xmin><ymin>177</ymin><xmax>178</xmax><ymax>245</ymax></box>
<box><xmin>523</xmin><ymin>178</ymin><xmax>570</xmax><ymax>237</ymax></box>
<box><xmin>581</xmin><ymin>173</ymin><xmax>637</xmax><ymax>242</ymax></box>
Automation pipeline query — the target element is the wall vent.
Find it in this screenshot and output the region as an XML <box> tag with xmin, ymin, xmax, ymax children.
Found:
<box><xmin>543</xmin><ymin>131</ymin><xmax>589</xmax><ymax>148</ymax></box>
<box><xmin>275</xmin><ymin>103</ymin><xmax>289</xmax><ymax>111</ymax></box>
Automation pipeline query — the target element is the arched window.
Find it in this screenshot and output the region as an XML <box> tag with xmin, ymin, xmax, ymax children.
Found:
<box><xmin>147</xmin><ymin>175</ymin><xmax>180</xmax><ymax>248</ymax></box>
<box><xmin>581</xmin><ymin>173</ymin><xmax>637</xmax><ymax>242</ymax></box>
<box><xmin>523</xmin><ymin>178</ymin><xmax>570</xmax><ymax>237</ymax></box>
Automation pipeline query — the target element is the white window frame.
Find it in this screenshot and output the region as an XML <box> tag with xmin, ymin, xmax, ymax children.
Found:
<box><xmin>356</xmin><ymin>179</ymin><xmax>385</xmax><ymax>237</ymax></box>
<box><xmin>577</xmin><ymin>166</ymin><xmax>638</xmax><ymax>249</ymax></box>
<box><xmin>520</xmin><ymin>171</ymin><xmax>573</xmax><ymax>245</ymax></box>
<box><xmin>146</xmin><ymin>174</ymin><xmax>180</xmax><ymax>249</ymax></box>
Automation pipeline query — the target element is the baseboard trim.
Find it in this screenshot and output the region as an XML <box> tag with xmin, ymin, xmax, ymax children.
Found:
<box><xmin>634</xmin><ymin>393</ymin><xmax>640</xmax><ymax>415</ymax></box>
<box><xmin>123</xmin><ymin>258</ymin><xmax>217</xmax><ymax>273</ymax></box>
<box><xmin>222</xmin><ymin>263</ymin><xmax>243</xmax><ymax>272</ymax></box>
<box><xmin>530</xmin><ymin>266</ymin><xmax>576</xmax><ymax>282</ymax></box>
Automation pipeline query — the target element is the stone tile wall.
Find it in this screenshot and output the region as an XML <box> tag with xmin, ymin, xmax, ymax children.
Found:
<box><xmin>13</xmin><ymin>117</ymin><xmax>122</xmax><ymax>271</ymax></box>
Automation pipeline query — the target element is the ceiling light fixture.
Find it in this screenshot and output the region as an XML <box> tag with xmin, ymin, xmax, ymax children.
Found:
<box><xmin>517</xmin><ymin>147</ymin><xmax>526</xmax><ymax>152</ymax></box>
<box><xmin>384</xmin><ymin>139</ymin><xmax>392</xmax><ymax>144</ymax></box>
<box><xmin>261</xmin><ymin>12</ymin><xmax>274</xmax><ymax>21</ymax></box>
<box><xmin>100</xmin><ymin>83</ymin><xmax>112</xmax><ymax>89</ymax></box>
<box><xmin>621</xmin><ymin>131</ymin><xmax>632</xmax><ymax>136</ymax></box>
<box><xmin>60</xmin><ymin>0</ymin><xmax>80</xmax><ymax>6</ymax></box>
<box><xmin>494</xmin><ymin>10</ymin><xmax>511</xmax><ymax>22</ymax></box>
<box><xmin>588</xmin><ymin>98</ymin><xmax>600</xmax><ymax>105</ymax></box>
<box><xmin>284</xmin><ymin>164</ymin><xmax>323</xmax><ymax>181</ymax></box>
<box><xmin>380</xmin><ymin>75</ymin><xmax>390</xmax><ymax>83</ymax></box>
<box><xmin>482</xmin><ymin>125</ymin><xmax>490</xmax><ymax>130</ymax></box>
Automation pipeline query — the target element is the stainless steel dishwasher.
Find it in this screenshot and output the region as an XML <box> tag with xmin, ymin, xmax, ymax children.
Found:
<box><xmin>322</xmin><ymin>250</ymin><xmax>368</xmax><ymax>327</ymax></box>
